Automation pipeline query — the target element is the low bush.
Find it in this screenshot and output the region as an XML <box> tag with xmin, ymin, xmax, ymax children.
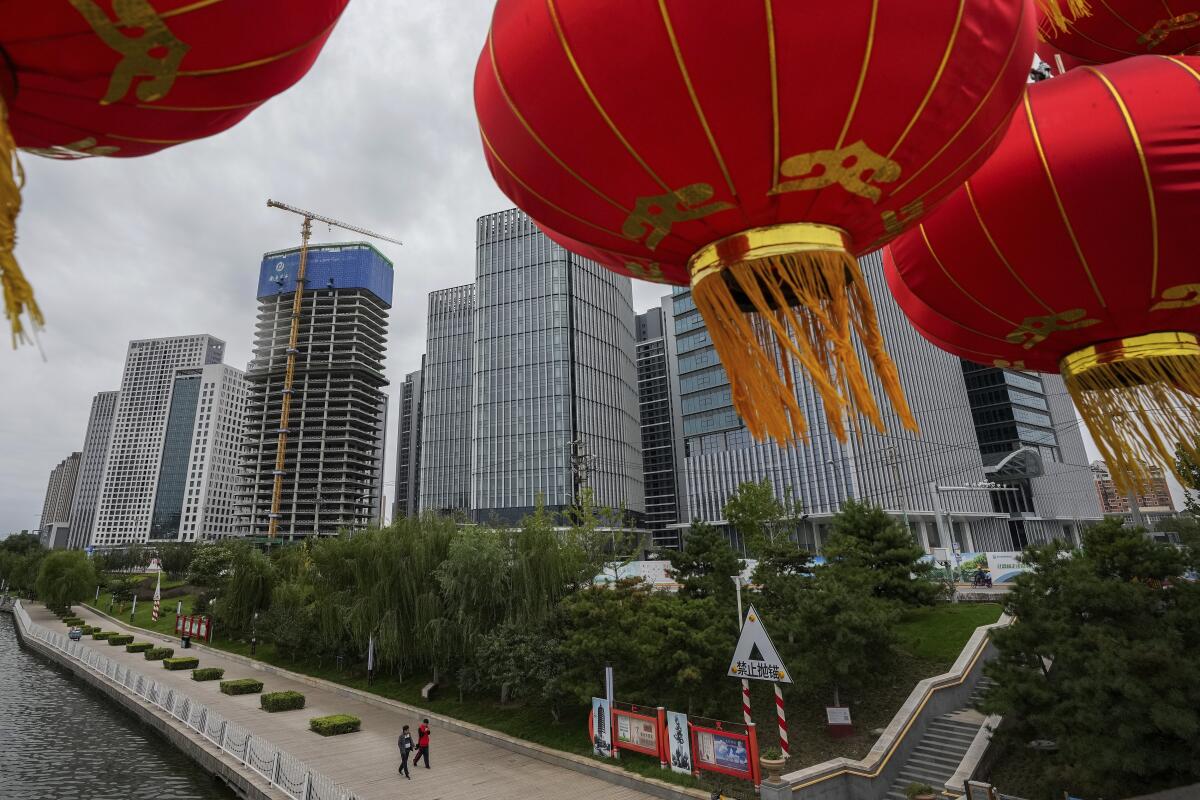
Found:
<box><xmin>126</xmin><ymin>642</ymin><xmax>153</xmax><ymax>654</ymax></box>
<box><xmin>107</xmin><ymin>635</ymin><xmax>133</xmax><ymax>646</ymax></box>
<box><xmin>309</xmin><ymin>714</ymin><xmax>360</xmax><ymax>736</ymax></box>
<box><xmin>163</xmin><ymin>656</ymin><xmax>200</xmax><ymax>671</ymax></box>
<box><xmin>260</xmin><ymin>691</ymin><xmax>305</xmax><ymax>712</ymax></box>
<box><xmin>92</xmin><ymin>631</ymin><xmax>116</xmax><ymax>640</ymax></box>
<box><xmin>192</xmin><ymin>667</ymin><xmax>225</xmax><ymax>682</ymax></box>
<box><xmin>81</xmin><ymin>626</ymin><xmax>95</xmax><ymax>635</ymax></box>
<box><xmin>144</xmin><ymin>647</ymin><xmax>174</xmax><ymax>661</ymax></box>
<box><xmin>63</xmin><ymin>617</ymin><xmax>83</xmax><ymax>626</ymax></box>
<box><xmin>220</xmin><ymin>678</ymin><xmax>264</xmax><ymax>696</ymax></box>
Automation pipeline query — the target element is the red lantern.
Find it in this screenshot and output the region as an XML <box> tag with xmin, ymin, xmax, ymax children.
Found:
<box><xmin>475</xmin><ymin>0</ymin><xmax>1037</xmax><ymax>445</ymax></box>
<box><xmin>0</xmin><ymin>0</ymin><xmax>351</xmax><ymax>342</ymax></box>
<box><xmin>1036</xmin><ymin>2</ymin><xmax>1200</xmax><ymax>67</ymax></box>
<box><xmin>885</xmin><ymin>55</ymin><xmax>1200</xmax><ymax>491</ymax></box>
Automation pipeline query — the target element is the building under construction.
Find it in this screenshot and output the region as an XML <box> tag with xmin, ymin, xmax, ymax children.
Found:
<box><xmin>239</xmin><ymin>242</ymin><xmax>393</xmax><ymax>539</ymax></box>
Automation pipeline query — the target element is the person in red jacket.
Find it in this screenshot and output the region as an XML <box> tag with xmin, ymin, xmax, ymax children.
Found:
<box><xmin>414</xmin><ymin>719</ymin><xmax>431</xmax><ymax>769</ymax></box>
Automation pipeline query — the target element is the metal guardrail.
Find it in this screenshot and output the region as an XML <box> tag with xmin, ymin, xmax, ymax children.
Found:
<box><xmin>14</xmin><ymin>601</ymin><xmax>358</xmax><ymax>800</ymax></box>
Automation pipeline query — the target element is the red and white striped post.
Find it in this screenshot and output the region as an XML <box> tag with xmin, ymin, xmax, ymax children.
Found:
<box><xmin>774</xmin><ymin>684</ymin><xmax>789</xmax><ymax>758</ymax></box>
<box><xmin>733</xmin><ymin>575</ymin><xmax>753</xmax><ymax>725</ymax></box>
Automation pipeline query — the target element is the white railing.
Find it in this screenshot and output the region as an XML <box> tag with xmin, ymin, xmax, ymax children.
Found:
<box><xmin>13</xmin><ymin>602</ymin><xmax>358</xmax><ymax>800</ymax></box>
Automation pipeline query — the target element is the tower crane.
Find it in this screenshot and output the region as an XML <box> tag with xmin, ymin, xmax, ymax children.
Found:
<box><xmin>264</xmin><ymin>199</ymin><xmax>403</xmax><ymax>539</ymax></box>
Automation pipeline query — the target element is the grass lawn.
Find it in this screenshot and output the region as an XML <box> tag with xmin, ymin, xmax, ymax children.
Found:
<box><xmin>76</xmin><ymin>594</ymin><xmax>1001</xmax><ymax>800</ymax></box>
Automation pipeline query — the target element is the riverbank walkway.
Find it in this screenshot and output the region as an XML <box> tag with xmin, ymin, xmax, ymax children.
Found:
<box><xmin>25</xmin><ymin>603</ymin><xmax>668</xmax><ymax>800</ymax></box>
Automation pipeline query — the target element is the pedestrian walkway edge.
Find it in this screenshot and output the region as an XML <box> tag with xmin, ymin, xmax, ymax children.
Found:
<box><xmin>82</xmin><ymin>604</ymin><xmax>707</xmax><ymax>800</ymax></box>
<box><xmin>13</xmin><ymin>607</ymin><xmax>286</xmax><ymax>800</ymax></box>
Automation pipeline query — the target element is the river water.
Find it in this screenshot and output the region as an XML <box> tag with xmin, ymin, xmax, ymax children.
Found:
<box><xmin>0</xmin><ymin>612</ymin><xmax>233</xmax><ymax>800</ymax></box>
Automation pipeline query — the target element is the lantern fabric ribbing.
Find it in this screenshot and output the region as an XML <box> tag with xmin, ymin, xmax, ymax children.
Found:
<box><xmin>1036</xmin><ymin>2</ymin><xmax>1200</xmax><ymax>67</ymax></box>
<box><xmin>885</xmin><ymin>55</ymin><xmax>1200</xmax><ymax>492</ymax></box>
<box><xmin>475</xmin><ymin>0</ymin><xmax>1036</xmax><ymax>445</ymax></box>
<box><xmin>0</xmin><ymin>0</ymin><xmax>351</xmax><ymax>342</ymax></box>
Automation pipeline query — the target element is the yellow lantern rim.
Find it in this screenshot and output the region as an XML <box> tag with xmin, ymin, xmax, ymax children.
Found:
<box><xmin>1060</xmin><ymin>332</ymin><xmax>1200</xmax><ymax>384</ymax></box>
<box><xmin>686</xmin><ymin>223</ymin><xmax>849</xmax><ymax>287</ymax></box>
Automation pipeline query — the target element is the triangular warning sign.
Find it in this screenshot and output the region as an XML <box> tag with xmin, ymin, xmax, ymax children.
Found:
<box><xmin>728</xmin><ymin>604</ymin><xmax>792</xmax><ymax>684</ymax></box>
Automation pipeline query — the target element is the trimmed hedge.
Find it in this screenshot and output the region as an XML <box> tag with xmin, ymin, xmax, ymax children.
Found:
<box><xmin>107</xmin><ymin>635</ymin><xmax>133</xmax><ymax>646</ymax></box>
<box><xmin>309</xmin><ymin>714</ymin><xmax>360</xmax><ymax>736</ymax></box>
<box><xmin>261</xmin><ymin>691</ymin><xmax>305</xmax><ymax>713</ymax></box>
<box><xmin>220</xmin><ymin>679</ymin><xmax>264</xmax><ymax>696</ymax></box>
<box><xmin>92</xmin><ymin>631</ymin><xmax>116</xmax><ymax>640</ymax></box>
<box><xmin>192</xmin><ymin>667</ymin><xmax>225</xmax><ymax>682</ymax></box>
<box><xmin>63</xmin><ymin>617</ymin><xmax>84</xmax><ymax>626</ymax></box>
<box><xmin>126</xmin><ymin>642</ymin><xmax>153</xmax><ymax>654</ymax></box>
<box><xmin>144</xmin><ymin>647</ymin><xmax>174</xmax><ymax>661</ymax></box>
<box><xmin>163</xmin><ymin>656</ymin><xmax>200</xmax><ymax>671</ymax></box>
<box><xmin>81</xmin><ymin>626</ymin><xmax>96</xmax><ymax>635</ymax></box>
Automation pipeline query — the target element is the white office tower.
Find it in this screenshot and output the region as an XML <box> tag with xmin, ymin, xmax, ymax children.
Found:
<box><xmin>67</xmin><ymin>390</ymin><xmax>119</xmax><ymax>550</ymax></box>
<box><xmin>148</xmin><ymin>364</ymin><xmax>248</xmax><ymax>542</ymax></box>
<box><xmin>40</xmin><ymin>453</ymin><xmax>81</xmax><ymax>548</ymax></box>
<box><xmin>90</xmin><ymin>335</ymin><xmax>225</xmax><ymax>547</ymax></box>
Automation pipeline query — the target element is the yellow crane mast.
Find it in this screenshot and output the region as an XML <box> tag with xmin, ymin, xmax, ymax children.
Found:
<box><xmin>264</xmin><ymin>199</ymin><xmax>403</xmax><ymax>538</ymax></box>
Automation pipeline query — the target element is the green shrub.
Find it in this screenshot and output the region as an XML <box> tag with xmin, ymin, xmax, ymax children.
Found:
<box><xmin>92</xmin><ymin>631</ymin><xmax>116</xmax><ymax>640</ymax></box>
<box><xmin>260</xmin><ymin>691</ymin><xmax>305</xmax><ymax>712</ymax></box>
<box><xmin>126</xmin><ymin>642</ymin><xmax>153</xmax><ymax>653</ymax></box>
<box><xmin>309</xmin><ymin>714</ymin><xmax>360</xmax><ymax>736</ymax></box>
<box><xmin>63</xmin><ymin>617</ymin><xmax>83</xmax><ymax>626</ymax></box>
<box><xmin>144</xmin><ymin>647</ymin><xmax>174</xmax><ymax>661</ymax></box>
<box><xmin>81</xmin><ymin>625</ymin><xmax>95</xmax><ymax>635</ymax></box>
<box><xmin>192</xmin><ymin>667</ymin><xmax>225</xmax><ymax>682</ymax></box>
<box><xmin>163</xmin><ymin>656</ymin><xmax>200</xmax><ymax>671</ymax></box>
<box><xmin>219</xmin><ymin>678</ymin><xmax>264</xmax><ymax>696</ymax></box>
<box><xmin>107</xmin><ymin>635</ymin><xmax>133</xmax><ymax>646</ymax></box>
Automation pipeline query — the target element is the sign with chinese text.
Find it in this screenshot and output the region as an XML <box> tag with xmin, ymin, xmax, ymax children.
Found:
<box><xmin>693</xmin><ymin>727</ymin><xmax>751</xmax><ymax>778</ymax></box>
<box><xmin>826</xmin><ymin>706</ymin><xmax>852</xmax><ymax>725</ymax></box>
<box><xmin>728</xmin><ymin>604</ymin><xmax>792</xmax><ymax>684</ymax></box>
<box><xmin>614</xmin><ymin>709</ymin><xmax>659</xmax><ymax>756</ymax></box>
<box><xmin>666</xmin><ymin>711</ymin><xmax>692</xmax><ymax>775</ymax></box>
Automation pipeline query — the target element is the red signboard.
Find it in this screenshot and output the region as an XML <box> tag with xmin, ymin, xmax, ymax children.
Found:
<box><xmin>690</xmin><ymin>722</ymin><xmax>760</xmax><ymax>786</ymax></box>
<box><xmin>613</xmin><ymin>707</ymin><xmax>660</xmax><ymax>758</ymax></box>
<box><xmin>174</xmin><ymin>614</ymin><xmax>212</xmax><ymax>642</ymax></box>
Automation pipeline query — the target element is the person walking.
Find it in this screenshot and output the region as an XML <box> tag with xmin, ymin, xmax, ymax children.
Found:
<box><xmin>397</xmin><ymin>725</ymin><xmax>414</xmax><ymax>779</ymax></box>
<box><xmin>414</xmin><ymin>719</ymin><xmax>431</xmax><ymax>769</ymax></box>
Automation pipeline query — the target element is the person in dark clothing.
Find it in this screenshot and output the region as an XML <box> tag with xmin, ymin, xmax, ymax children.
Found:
<box><xmin>397</xmin><ymin>725</ymin><xmax>414</xmax><ymax>779</ymax></box>
<box><xmin>414</xmin><ymin>719</ymin><xmax>431</xmax><ymax>769</ymax></box>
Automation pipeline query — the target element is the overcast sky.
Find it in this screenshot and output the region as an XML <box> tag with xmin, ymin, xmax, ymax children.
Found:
<box><xmin>0</xmin><ymin>2</ymin><xmax>1187</xmax><ymax>535</ymax></box>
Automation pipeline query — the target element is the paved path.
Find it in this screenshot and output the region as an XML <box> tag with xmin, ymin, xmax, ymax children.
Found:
<box><xmin>30</xmin><ymin>604</ymin><xmax>661</xmax><ymax>800</ymax></box>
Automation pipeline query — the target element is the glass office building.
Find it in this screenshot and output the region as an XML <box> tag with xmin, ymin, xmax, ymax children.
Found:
<box><xmin>636</xmin><ymin>305</ymin><xmax>684</xmax><ymax>547</ymax></box>
<box><xmin>67</xmin><ymin>390</ymin><xmax>119</xmax><ymax>550</ymax></box>
<box><xmin>419</xmin><ymin>285</ymin><xmax>475</xmax><ymax>515</ymax></box>
<box><xmin>393</xmin><ymin>361</ymin><xmax>425</xmax><ymax>520</ymax></box>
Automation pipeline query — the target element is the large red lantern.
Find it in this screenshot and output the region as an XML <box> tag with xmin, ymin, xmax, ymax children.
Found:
<box><xmin>0</xmin><ymin>0</ymin><xmax>351</xmax><ymax>342</ymax></box>
<box><xmin>474</xmin><ymin>0</ymin><xmax>1038</xmax><ymax>445</ymax></box>
<box><xmin>885</xmin><ymin>55</ymin><xmax>1200</xmax><ymax>492</ymax></box>
<box><xmin>1036</xmin><ymin>2</ymin><xmax>1200</xmax><ymax>68</ymax></box>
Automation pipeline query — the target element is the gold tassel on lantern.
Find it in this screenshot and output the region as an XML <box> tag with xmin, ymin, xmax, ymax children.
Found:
<box><xmin>0</xmin><ymin>98</ymin><xmax>40</xmax><ymax>347</ymax></box>
<box><xmin>1062</xmin><ymin>332</ymin><xmax>1200</xmax><ymax>494</ymax></box>
<box><xmin>688</xmin><ymin>223</ymin><xmax>916</xmax><ymax>445</ymax></box>
<box><xmin>1036</xmin><ymin>0</ymin><xmax>1092</xmax><ymax>33</ymax></box>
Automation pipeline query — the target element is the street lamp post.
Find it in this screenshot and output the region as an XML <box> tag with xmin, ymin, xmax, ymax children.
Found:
<box><xmin>731</xmin><ymin>575</ymin><xmax>752</xmax><ymax>726</ymax></box>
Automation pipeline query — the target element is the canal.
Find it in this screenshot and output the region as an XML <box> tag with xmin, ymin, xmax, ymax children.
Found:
<box><xmin>0</xmin><ymin>612</ymin><xmax>233</xmax><ymax>800</ymax></box>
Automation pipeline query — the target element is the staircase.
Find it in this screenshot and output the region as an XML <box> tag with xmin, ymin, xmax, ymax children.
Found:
<box><xmin>882</xmin><ymin>677</ymin><xmax>997</xmax><ymax>800</ymax></box>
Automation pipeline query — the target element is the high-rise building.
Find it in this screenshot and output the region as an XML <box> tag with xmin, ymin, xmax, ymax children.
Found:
<box><xmin>1091</xmin><ymin>460</ymin><xmax>1175</xmax><ymax>515</ymax></box>
<box><xmin>668</xmin><ymin>251</ymin><xmax>1097</xmax><ymax>554</ymax></box>
<box><xmin>465</xmin><ymin>209</ymin><xmax>642</xmax><ymax>524</ymax></box>
<box><xmin>90</xmin><ymin>335</ymin><xmax>225</xmax><ymax>548</ymax></box>
<box><xmin>393</xmin><ymin>361</ymin><xmax>425</xmax><ymax>521</ymax></box>
<box><xmin>636</xmin><ymin>304</ymin><xmax>684</xmax><ymax>548</ymax></box>
<box><xmin>240</xmin><ymin>243</ymin><xmax>392</xmax><ymax>539</ymax></box>
<box><xmin>40</xmin><ymin>453</ymin><xmax>81</xmax><ymax>548</ymax></box>
<box><xmin>419</xmin><ymin>285</ymin><xmax>475</xmax><ymax>515</ymax></box>
<box><xmin>147</xmin><ymin>364</ymin><xmax>247</xmax><ymax>542</ymax></box>
<box><xmin>960</xmin><ymin>365</ymin><xmax>1103</xmax><ymax>547</ymax></box>
<box><xmin>67</xmin><ymin>390</ymin><xmax>119</xmax><ymax>550</ymax></box>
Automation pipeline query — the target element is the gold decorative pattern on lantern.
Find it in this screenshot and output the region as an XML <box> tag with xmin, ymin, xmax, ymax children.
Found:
<box><xmin>769</xmin><ymin>141</ymin><xmax>900</xmax><ymax>202</ymax></box>
<box><xmin>23</xmin><ymin>138</ymin><xmax>121</xmax><ymax>159</ymax></box>
<box><xmin>1137</xmin><ymin>14</ymin><xmax>1200</xmax><ymax>49</ymax></box>
<box><xmin>1004</xmin><ymin>308</ymin><xmax>1100</xmax><ymax>349</ymax></box>
<box><xmin>625</xmin><ymin>262</ymin><xmax>669</xmax><ymax>284</ymax></box>
<box><xmin>69</xmin><ymin>0</ymin><xmax>191</xmax><ymax>105</ymax></box>
<box><xmin>622</xmin><ymin>183</ymin><xmax>732</xmax><ymax>250</ymax></box>
<box><xmin>1151</xmin><ymin>283</ymin><xmax>1200</xmax><ymax>310</ymax></box>
<box><xmin>993</xmin><ymin>359</ymin><xmax>1027</xmax><ymax>369</ymax></box>
<box><xmin>882</xmin><ymin>200</ymin><xmax>924</xmax><ymax>236</ymax></box>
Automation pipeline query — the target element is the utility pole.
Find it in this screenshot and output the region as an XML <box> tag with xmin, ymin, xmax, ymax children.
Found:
<box><xmin>731</xmin><ymin>575</ymin><xmax>752</xmax><ymax>726</ymax></box>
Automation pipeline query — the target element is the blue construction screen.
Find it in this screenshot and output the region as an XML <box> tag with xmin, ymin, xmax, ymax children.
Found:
<box><xmin>258</xmin><ymin>243</ymin><xmax>394</xmax><ymax>306</ymax></box>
